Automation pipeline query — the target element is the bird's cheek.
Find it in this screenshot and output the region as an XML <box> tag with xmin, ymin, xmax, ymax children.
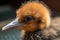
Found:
<box><xmin>38</xmin><ymin>23</ymin><xmax>45</xmax><ymax>29</ymax></box>
<box><xmin>23</xmin><ymin>26</ymin><xmax>36</xmax><ymax>31</ymax></box>
<box><xmin>15</xmin><ymin>26</ymin><xmax>25</xmax><ymax>30</ymax></box>
<box><xmin>15</xmin><ymin>25</ymin><xmax>37</xmax><ymax>31</ymax></box>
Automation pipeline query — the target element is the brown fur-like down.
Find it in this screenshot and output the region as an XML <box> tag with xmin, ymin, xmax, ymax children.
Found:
<box><xmin>23</xmin><ymin>25</ymin><xmax>60</xmax><ymax>40</ymax></box>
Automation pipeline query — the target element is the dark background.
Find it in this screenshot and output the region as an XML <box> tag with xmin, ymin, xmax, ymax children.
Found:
<box><xmin>0</xmin><ymin>0</ymin><xmax>60</xmax><ymax>21</ymax></box>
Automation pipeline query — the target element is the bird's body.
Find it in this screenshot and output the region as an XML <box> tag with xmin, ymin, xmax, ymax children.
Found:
<box><xmin>23</xmin><ymin>25</ymin><xmax>60</xmax><ymax>40</ymax></box>
<box><xmin>2</xmin><ymin>1</ymin><xmax>60</xmax><ymax>40</ymax></box>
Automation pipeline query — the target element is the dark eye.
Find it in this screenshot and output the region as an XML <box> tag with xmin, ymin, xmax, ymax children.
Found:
<box><xmin>24</xmin><ymin>16</ymin><xmax>34</xmax><ymax>22</ymax></box>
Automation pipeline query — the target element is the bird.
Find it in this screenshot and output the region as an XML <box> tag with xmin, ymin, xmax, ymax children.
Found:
<box><xmin>2</xmin><ymin>1</ymin><xmax>60</xmax><ymax>40</ymax></box>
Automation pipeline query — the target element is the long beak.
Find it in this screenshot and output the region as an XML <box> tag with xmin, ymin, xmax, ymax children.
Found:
<box><xmin>2</xmin><ymin>18</ymin><xmax>23</xmax><ymax>30</ymax></box>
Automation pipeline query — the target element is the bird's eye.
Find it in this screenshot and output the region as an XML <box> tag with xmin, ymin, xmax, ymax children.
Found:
<box><xmin>24</xmin><ymin>16</ymin><xmax>34</xmax><ymax>22</ymax></box>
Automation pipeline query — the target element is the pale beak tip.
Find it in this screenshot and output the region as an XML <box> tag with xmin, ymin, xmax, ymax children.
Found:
<box><xmin>2</xmin><ymin>27</ymin><xmax>6</xmax><ymax>31</ymax></box>
<box><xmin>2</xmin><ymin>28</ymin><xmax>4</xmax><ymax>31</ymax></box>
<box><xmin>2</xmin><ymin>18</ymin><xmax>23</xmax><ymax>31</ymax></box>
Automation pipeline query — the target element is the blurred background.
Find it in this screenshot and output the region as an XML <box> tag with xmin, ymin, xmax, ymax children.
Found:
<box><xmin>0</xmin><ymin>0</ymin><xmax>60</xmax><ymax>40</ymax></box>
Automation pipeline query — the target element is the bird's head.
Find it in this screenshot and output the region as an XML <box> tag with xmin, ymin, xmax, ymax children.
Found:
<box><xmin>2</xmin><ymin>1</ymin><xmax>51</xmax><ymax>31</ymax></box>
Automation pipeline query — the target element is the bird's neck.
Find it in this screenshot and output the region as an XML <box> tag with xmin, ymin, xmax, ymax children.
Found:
<box><xmin>23</xmin><ymin>29</ymin><xmax>41</xmax><ymax>40</ymax></box>
<box><xmin>22</xmin><ymin>26</ymin><xmax>60</xmax><ymax>40</ymax></box>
